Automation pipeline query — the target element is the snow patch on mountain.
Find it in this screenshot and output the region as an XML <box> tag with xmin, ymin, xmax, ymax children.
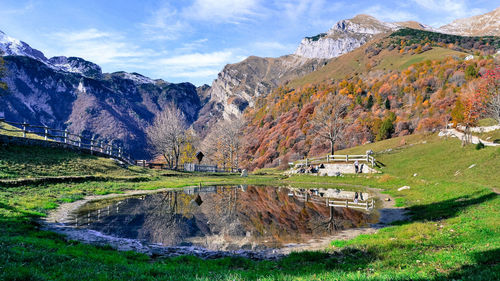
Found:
<box><xmin>0</xmin><ymin>30</ymin><xmax>48</xmax><ymax>62</ymax></box>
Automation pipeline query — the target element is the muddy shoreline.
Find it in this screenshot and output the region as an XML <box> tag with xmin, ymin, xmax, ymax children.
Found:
<box><xmin>42</xmin><ymin>186</ymin><xmax>407</xmax><ymax>260</ymax></box>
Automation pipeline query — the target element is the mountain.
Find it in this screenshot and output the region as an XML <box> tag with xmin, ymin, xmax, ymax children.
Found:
<box><xmin>192</xmin><ymin>55</ymin><xmax>327</xmax><ymax>136</ymax></box>
<box><xmin>294</xmin><ymin>15</ymin><xmax>435</xmax><ymax>59</ymax></box>
<box><xmin>295</xmin><ymin>15</ymin><xmax>399</xmax><ymax>59</ymax></box>
<box><xmin>197</xmin><ymin>15</ymin><xmax>435</xmax><ymax>135</ymax></box>
<box><xmin>0</xmin><ymin>30</ymin><xmax>48</xmax><ymax>63</ymax></box>
<box><xmin>439</xmin><ymin>7</ymin><xmax>500</xmax><ymax>36</ymax></box>
<box><xmin>0</xmin><ymin>31</ymin><xmax>205</xmax><ymax>159</ymax></box>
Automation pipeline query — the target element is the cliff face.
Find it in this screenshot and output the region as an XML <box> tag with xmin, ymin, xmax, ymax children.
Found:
<box><xmin>193</xmin><ymin>55</ymin><xmax>327</xmax><ymax>136</ymax></box>
<box><xmin>294</xmin><ymin>15</ymin><xmax>399</xmax><ymax>59</ymax></box>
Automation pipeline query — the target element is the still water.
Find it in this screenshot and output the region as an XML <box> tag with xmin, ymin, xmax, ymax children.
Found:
<box><xmin>71</xmin><ymin>185</ymin><xmax>377</xmax><ymax>251</ymax></box>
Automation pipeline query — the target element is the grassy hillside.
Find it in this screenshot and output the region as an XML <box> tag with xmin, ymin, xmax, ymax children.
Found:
<box><xmin>0</xmin><ymin>121</ymin><xmax>47</xmax><ymax>140</ymax></box>
<box><xmin>0</xmin><ymin>145</ymin><xmax>147</xmax><ymax>179</ymax></box>
<box><xmin>0</xmin><ymin>135</ymin><xmax>498</xmax><ymax>280</ymax></box>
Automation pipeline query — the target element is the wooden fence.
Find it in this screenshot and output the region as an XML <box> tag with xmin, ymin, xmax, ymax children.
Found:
<box><xmin>290</xmin><ymin>192</ymin><xmax>375</xmax><ymax>211</ymax></box>
<box><xmin>0</xmin><ymin>119</ymin><xmax>134</xmax><ymax>165</ymax></box>
<box><xmin>294</xmin><ymin>154</ymin><xmax>376</xmax><ymax>167</ymax></box>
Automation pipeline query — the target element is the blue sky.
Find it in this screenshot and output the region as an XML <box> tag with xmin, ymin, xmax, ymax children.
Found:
<box><xmin>0</xmin><ymin>0</ymin><xmax>497</xmax><ymax>86</ymax></box>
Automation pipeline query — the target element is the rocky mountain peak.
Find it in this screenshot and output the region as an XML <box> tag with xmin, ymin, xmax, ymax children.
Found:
<box><xmin>0</xmin><ymin>30</ymin><xmax>48</xmax><ymax>62</ymax></box>
<box><xmin>48</xmin><ymin>56</ymin><xmax>103</xmax><ymax>79</ymax></box>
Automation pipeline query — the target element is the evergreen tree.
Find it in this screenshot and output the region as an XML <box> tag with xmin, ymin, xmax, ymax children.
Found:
<box><xmin>385</xmin><ymin>98</ymin><xmax>391</xmax><ymax>110</ymax></box>
<box><xmin>366</xmin><ymin>95</ymin><xmax>374</xmax><ymax>109</ymax></box>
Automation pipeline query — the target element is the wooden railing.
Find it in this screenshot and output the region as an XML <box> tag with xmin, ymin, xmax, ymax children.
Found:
<box><xmin>0</xmin><ymin>119</ymin><xmax>134</xmax><ymax>165</ymax></box>
<box><xmin>294</xmin><ymin>154</ymin><xmax>376</xmax><ymax>167</ymax></box>
<box><xmin>291</xmin><ymin>192</ymin><xmax>375</xmax><ymax>211</ymax></box>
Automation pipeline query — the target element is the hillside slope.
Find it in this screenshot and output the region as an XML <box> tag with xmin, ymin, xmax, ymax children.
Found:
<box><xmin>241</xmin><ymin>29</ymin><xmax>499</xmax><ymax>170</ymax></box>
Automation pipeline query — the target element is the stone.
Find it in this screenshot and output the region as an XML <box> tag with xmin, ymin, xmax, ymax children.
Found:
<box><xmin>468</xmin><ymin>164</ymin><xmax>476</xmax><ymax>169</ymax></box>
<box><xmin>240</xmin><ymin>169</ymin><xmax>248</xmax><ymax>177</ymax></box>
<box><xmin>413</xmin><ymin>173</ymin><xmax>418</xmax><ymax>177</ymax></box>
<box><xmin>385</xmin><ymin>198</ymin><xmax>391</xmax><ymax>201</ymax></box>
<box><xmin>398</xmin><ymin>186</ymin><xmax>410</xmax><ymax>191</ymax></box>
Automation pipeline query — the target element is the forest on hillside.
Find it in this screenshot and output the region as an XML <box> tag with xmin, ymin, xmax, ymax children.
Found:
<box><xmin>239</xmin><ymin>30</ymin><xmax>500</xmax><ymax>170</ymax></box>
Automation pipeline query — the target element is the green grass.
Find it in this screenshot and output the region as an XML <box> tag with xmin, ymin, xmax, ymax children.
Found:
<box><xmin>375</xmin><ymin>47</ymin><xmax>466</xmax><ymax>71</ymax></box>
<box><xmin>0</xmin><ymin>121</ymin><xmax>47</xmax><ymax>140</ymax></box>
<box><xmin>475</xmin><ymin>129</ymin><xmax>500</xmax><ymax>144</ymax></box>
<box><xmin>477</xmin><ymin>118</ymin><xmax>499</xmax><ymax>127</ymax></box>
<box><xmin>0</xmin><ymin>135</ymin><xmax>499</xmax><ymax>280</ymax></box>
<box><xmin>0</xmin><ymin>145</ymin><xmax>149</xmax><ymax>179</ymax></box>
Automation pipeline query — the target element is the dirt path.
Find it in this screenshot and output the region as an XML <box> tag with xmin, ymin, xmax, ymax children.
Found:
<box><xmin>439</xmin><ymin>128</ymin><xmax>500</xmax><ymax>147</ymax></box>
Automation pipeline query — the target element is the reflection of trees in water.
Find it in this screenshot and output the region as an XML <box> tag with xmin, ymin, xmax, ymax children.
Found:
<box><xmin>76</xmin><ymin>186</ymin><xmax>371</xmax><ymax>249</ymax></box>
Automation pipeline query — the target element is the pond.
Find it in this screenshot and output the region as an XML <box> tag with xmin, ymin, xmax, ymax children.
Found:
<box><xmin>69</xmin><ymin>185</ymin><xmax>378</xmax><ymax>252</ymax></box>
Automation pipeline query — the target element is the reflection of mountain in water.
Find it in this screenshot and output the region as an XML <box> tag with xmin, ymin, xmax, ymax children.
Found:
<box><xmin>73</xmin><ymin>186</ymin><xmax>375</xmax><ymax>250</ymax></box>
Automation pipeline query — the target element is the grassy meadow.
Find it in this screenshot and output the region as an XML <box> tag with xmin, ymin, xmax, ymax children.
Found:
<box><xmin>0</xmin><ymin>132</ymin><xmax>498</xmax><ymax>280</ymax></box>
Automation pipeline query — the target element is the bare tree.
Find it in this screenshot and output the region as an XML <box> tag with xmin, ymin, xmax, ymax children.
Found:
<box><xmin>311</xmin><ymin>94</ymin><xmax>350</xmax><ymax>155</ymax></box>
<box><xmin>146</xmin><ymin>106</ymin><xmax>187</xmax><ymax>169</ymax></box>
<box><xmin>203</xmin><ymin>118</ymin><xmax>243</xmax><ymax>171</ymax></box>
<box><xmin>487</xmin><ymin>92</ymin><xmax>500</xmax><ymax>124</ymax></box>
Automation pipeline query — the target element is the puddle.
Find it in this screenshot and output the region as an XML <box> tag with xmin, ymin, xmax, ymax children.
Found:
<box><xmin>67</xmin><ymin>185</ymin><xmax>378</xmax><ymax>252</ymax></box>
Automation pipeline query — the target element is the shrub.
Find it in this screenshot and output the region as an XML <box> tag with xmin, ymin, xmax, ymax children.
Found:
<box><xmin>475</xmin><ymin>141</ymin><xmax>485</xmax><ymax>150</ymax></box>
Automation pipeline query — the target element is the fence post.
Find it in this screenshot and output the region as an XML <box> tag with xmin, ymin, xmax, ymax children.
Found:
<box><xmin>326</xmin><ymin>155</ymin><xmax>329</xmax><ymax>162</ymax></box>
<box><xmin>371</xmin><ymin>157</ymin><xmax>374</xmax><ymax>167</ymax></box>
<box><xmin>346</xmin><ymin>155</ymin><xmax>349</xmax><ymax>162</ymax></box>
<box><xmin>326</xmin><ymin>198</ymin><xmax>329</xmax><ymax>206</ymax></box>
<box><xmin>64</xmin><ymin>130</ymin><xmax>68</xmax><ymax>144</ymax></box>
<box><xmin>78</xmin><ymin>136</ymin><xmax>81</xmax><ymax>148</ymax></box>
<box><xmin>305</xmin><ymin>158</ymin><xmax>309</xmax><ymax>166</ymax></box>
<box><xmin>44</xmin><ymin>127</ymin><xmax>48</xmax><ymax>140</ymax></box>
<box><xmin>345</xmin><ymin>200</ymin><xmax>348</xmax><ymax>208</ymax></box>
<box><xmin>366</xmin><ymin>200</ymin><xmax>369</xmax><ymax>210</ymax></box>
<box><xmin>22</xmin><ymin>123</ymin><xmax>27</xmax><ymax>138</ymax></box>
<box><xmin>118</xmin><ymin>146</ymin><xmax>122</xmax><ymax>158</ymax></box>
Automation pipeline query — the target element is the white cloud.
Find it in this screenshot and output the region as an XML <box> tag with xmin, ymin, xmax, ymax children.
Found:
<box><xmin>279</xmin><ymin>0</ymin><xmax>343</xmax><ymax>26</ymax></box>
<box><xmin>47</xmin><ymin>29</ymin><xmax>153</xmax><ymax>64</ymax></box>
<box><xmin>152</xmin><ymin>50</ymin><xmax>246</xmax><ymax>81</ymax></box>
<box><xmin>159</xmin><ymin>51</ymin><xmax>234</xmax><ymax>68</ymax></box>
<box><xmin>252</xmin><ymin>41</ymin><xmax>295</xmax><ymax>53</ymax></box>
<box><xmin>183</xmin><ymin>0</ymin><xmax>261</xmax><ymax>23</ymax></box>
<box><xmin>363</xmin><ymin>5</ymin><xmax>417</xmax><ymax>22</ymax></box>
<box><xmin>411</xmin><ymin>0</ymin><xmax>486</xmax><ymax>26</ymax></box>
<box><xmin>140</xmin><ymin>4</ymin><xmax>189</xmax><ymax>40</ymax></box>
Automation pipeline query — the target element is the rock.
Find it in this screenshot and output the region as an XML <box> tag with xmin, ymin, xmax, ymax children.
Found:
<box><xmin>468</xmin><ymin>164</ymin><xmax>476</xmax><ymax>169</ymax></box>
<box><xmin>385</xmin><ymin>198</ymin><xmax>391</xmax><ymax>201</ymax></box>
<box><xmin>398</xmin><ymin>186</ymin><xmax>410</xmax><ymax>191</ymax></box>
<box><xmin>413</xmin><ymin>173</ymin><xmax>417</xmax><ymax>177</ymax></box>
<box><xmin>295</xmin><ymin>15</ymin><xmax>400</xmax><ymax>59</ymax></box>
<box><xmin>240</xmin><ymin>169</ymin><xmax>248</xmax><ymax>177</ymax></box>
